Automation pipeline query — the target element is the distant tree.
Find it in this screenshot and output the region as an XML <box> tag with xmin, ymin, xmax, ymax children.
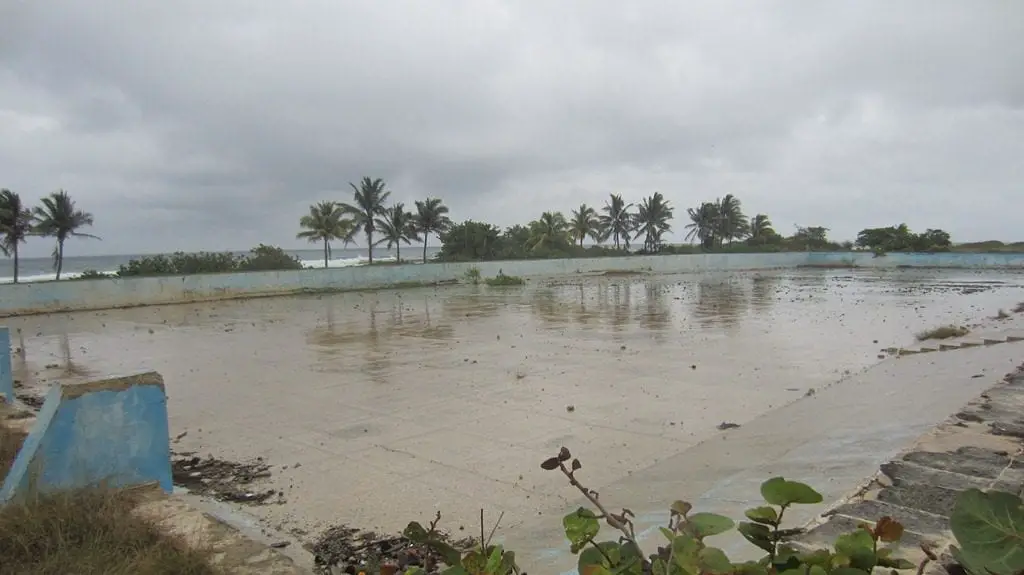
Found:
<box><xmin>527</xmin><ymin>211</ymin><xmax>570</xmax><ymax>253</ymax></box>
<box><xmin>32</xmin><ymin>190</ymin><xmax>99</xmax><ymax>280</ymax></box>
<box><xmin>375</xmin><ymin>202</ymin><xmax>418</xmax><ymax>262</ymax></box>
<box><xmin>500</xmin><ymin>224</ymin><xmax>532</xmax><ymax>259</ymax></box>
<box><xmin>716</xmin><ymin>194</ymin><xmax>749</xmax><ymax>245</ymax></box>
<box><xmin>856</xmin><ymin>224</ymin><xmax>951</xmax><ymax>253</ymax></box>
<box><xmin>296</xmin><ymin>201</ymin><xmax>354</xmax><ymax>268</ymax></box>
<box><xmin>747</xmin><ymin>214</ymin><xmax>777</xmax><ymax>245</ymax></box>
<box><xmin>0</xmin><ymin>189</ymin><xmax>33</xmax><ymax>283</ymax></box>
<box><xmin>685</xmin><ymin>202</ymin><xmax>720</xmax><ymax>250</ymax></box>
<box><xmin>599</xmin><ymin>194</ymin><xmax>634</xmax><ymax>250</ymax></box>
<box><xmin>413</xmin><ymin>197</ymin><xmax>451</xmax><ymax>263</ymax></box>
<box><xmin>439</xmin><ymin>220</ymin><xmax>503</xmax><ymax>261</ymax></box>
<box><xmin>790</xmin><ymin>225</ymin><xmax>831</xmax><ymax>250</ymax></box>
<box><xmin>569</xmin><ymin>204</ymin><xmax>600</xmax><ymax>247</ymax></box>
<box><xmin>636</xmin><ymin>192</ymin><xmax>673</xmax><ymax>252</ymax></box>
<box><xmin>339</xmin><ymin>177</ymin><xmax>390</xmax><ymax>264</ymax></box>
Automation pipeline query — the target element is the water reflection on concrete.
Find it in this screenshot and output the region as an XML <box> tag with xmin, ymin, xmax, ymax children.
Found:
<box><xmin>2</xmin><ymin>268</ymin><xmax>1023</xmax><ymax>555</ymax></box>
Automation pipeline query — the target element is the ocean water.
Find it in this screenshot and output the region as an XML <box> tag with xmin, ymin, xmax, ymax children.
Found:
<box><xmin>0</xmin><ymin>246</ymin><xmax>441</xmax><ymax>283</ymax></box>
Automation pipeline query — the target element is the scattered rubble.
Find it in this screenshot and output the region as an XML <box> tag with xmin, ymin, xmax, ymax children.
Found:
<box><xmin>171</xmin><ymin>451</ymin><xmax>282</xmax><ymax>505</ymax></box>
<box><xmin>309</xmin><ymin>521</ymin><xmax>476</xmax><ymax>575</ymax></box>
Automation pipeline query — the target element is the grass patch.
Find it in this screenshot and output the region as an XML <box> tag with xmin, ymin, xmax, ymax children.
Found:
<box><xmin>1</xmin><ymin>424</ymin><xmax>26</xmax><ymax>479</ymax></box>
<box><xmin>915</xmin><ymin>325</ymin><xmax>970</xmax><ymax>341</ymax></box>
<box><xmin>484</xmin><ymin>271</ymin><xmax>525</xmax><ymax>286</ymax></box>
<box><xmin>1014</xmin><ymin>301</ymin><xmax>1024</xmax><ymax>313</ymax></box>
<box><xmin>0</xmin><ymin>426</ymin><xmax>217</xmax><ymax>574</ymax></box>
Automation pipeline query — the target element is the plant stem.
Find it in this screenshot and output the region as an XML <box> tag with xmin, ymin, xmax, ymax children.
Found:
<box><xmin>558</xmin><ymin>463</ymin><xmax>634</xmax><ymax>543</ymax></box>
<box><xmin>770</xmin><ymin>505</ymin><xmax>788</xmax><ymax>564</ymax></box>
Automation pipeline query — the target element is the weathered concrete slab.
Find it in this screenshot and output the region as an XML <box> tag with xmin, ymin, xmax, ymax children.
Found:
<box><xmin>831</xmin><ymin>499</ymin><xmax>950</xmax><ymax>536</ymax></box>
<box><xmin>876</xmin><ymin>483</ymin><xmax>961</xmax><ymax>517</ymax></box>
<box><xmin>1</xmin><ymin>372</ymin><xmax>172</xmax><ymax>502</ymax></box>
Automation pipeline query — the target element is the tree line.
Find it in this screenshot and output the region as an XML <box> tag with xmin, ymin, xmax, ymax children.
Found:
<box><xmin>0</xmin><ymin>189</ymin><xmax>98</xmax><ymax>282</ymax></box>
<box><xmin>301</xmin><ymin>179</ymin><xmax>957</xmax><ymax>265</ymax></box>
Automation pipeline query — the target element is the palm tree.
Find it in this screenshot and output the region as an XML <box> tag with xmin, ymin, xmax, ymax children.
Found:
<box><xmin>685</xmin><ymin>202</ymin><xmax>720</xmax><ymax>250</ymax></box>
<box><xmin>526</xmin><ymin>211</ymin><xmax>569</xmax><ymax>252</ymax></box>
<box><xmin>375</xmin><ymin>203</ymin><xmax>418</xmax><ymax>262</ymax></box>
<box><xmin>413</xmin><ymin>197</ymin><xmax>451</xmax><ymax>263</ymax></box>
<box><xmin>599</xmin><ymin>194</ymin><xmax>634</xmax><ymax>250</ymax></box>
<box><xmin>0</xmin><ymin>189</ymin><xmax>33</xmax><ymax>283</ymax></box>
<box><xmin>636</xmin><ymin>192</ymin><xmax>673</xmax><ymax>252</ymax></box>
<box><xmin>339</xmin><ymin>177</ymin><xmax>390</xmax><ymax>264</ymax></box>
<box><xmin>716</xmin><ymin>194</ymin><xmax>749</xmax><ymax>245</ymax></box>
<box><xmin>32</xmin><ymin>190</ymin><xmax>99</xmax><ymax>280</ymax></box>
<box><xmin>296</xmin><ymin>201</ymin><xmax>354</xmax><ymax>268</ymax></box>
<box><xmin>748</xmin><ymin>214</ymin><xmax>775</xmax><ymax>244</ymax></box>
<box><xmin>569</xmin><ymin>203</ymin><xmax>600</xmax><ymax>247</ymax></box>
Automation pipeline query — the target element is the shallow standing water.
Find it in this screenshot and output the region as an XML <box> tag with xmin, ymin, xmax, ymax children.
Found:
<box><xmin>4</xmin><ymin>267</ymin><xmax>1024</xmax><ymax>546</ymax></box>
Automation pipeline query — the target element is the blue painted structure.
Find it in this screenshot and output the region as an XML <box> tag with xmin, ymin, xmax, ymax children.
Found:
<box><xmin>0</xmin><ymin>372</ymin><xmax>172</xmax><ymax>502</ymax></box>
<box><xmin>804</xmin><ymin>251</ymin><xmax>1024</xmax><ymax>268</ymax></box>
<box><xmin>0</xmin><ymin>251</ymin><xmax>1022</xmax><ymax>317</ymax></box>
<box><xmin>0</xmin><ymin>327</ymin><xmax>11</xmax><ymax>403</ymax></box>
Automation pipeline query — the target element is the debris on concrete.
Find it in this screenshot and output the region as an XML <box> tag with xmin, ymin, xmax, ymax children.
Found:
<box><xmin>171</xmin><ymin>452</ymin><xmax>283</xmax><ymax>505</ymax></box>
<box><xmin>717</xmin><ymin>421</ymin><xmax>741</xmax><ymax>430</ymax></box>
<box><xmin>309</xmin><ymin>522</ymin><xmax>476</xmax><ymax>575</ymax></box>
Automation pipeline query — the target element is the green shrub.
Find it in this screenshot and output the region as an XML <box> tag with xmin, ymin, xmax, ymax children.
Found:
<box><xmin>116</xmin><ymin>245</ymin><xmax>301</xmax><ymax>277</ymax></box>
<box><xmin>238</xmin><ymin>244</ymin><xmax>303</xmax><ymax>271</ymax></box>
<box><xmin>68</xmin><ymin>269</ymin><xmax>110</xmax><ymax>281</ymax></box>
<box><xmin>464</xmin><ymin>267</ymin><xmax>481</xmax><ymax>285</ymax></box>
<box><xmin>484</xmin><ymin>271</ymin><xmax>525</xmax><ymax>286</ymax></box>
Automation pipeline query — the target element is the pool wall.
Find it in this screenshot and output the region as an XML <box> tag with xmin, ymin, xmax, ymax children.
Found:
<box><xmin>1</xmin><ymin>251</ymin><xmax>1022</xmax><ymax>317</ymax></box>
<box><xmin>0</xmin><ymin>372</ymin><xmax>173</xmax><ymax>503</ymax></box>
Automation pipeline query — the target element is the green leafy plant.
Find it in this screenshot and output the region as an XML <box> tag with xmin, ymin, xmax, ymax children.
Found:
<box><xmin>68</xmin><ymin>269</ymin><xmax>109</xmax><ymax>280</ymax></box>
<box><xmin>484</xmin><ymin>271</ymin><xmax>525</xmax><ymax>287</ymax></box>
<box><xmin>402</xmin><ymin>511</ymin><xmax>520</xmax><ymax>575</ymax></box>
<box><xmin>464</xmin><ymin>267</ymin><xmax>482</xmax><ymax>285</ymax></box>
<box><xmin>949</xmin><ymin>489</ymin><xmax>1024</xmax><ymax>575</ymax></box>
<box><xmin>540</xmin><ymin>447</ymin><xmax>916</xmax><ymax>575</ymax></box>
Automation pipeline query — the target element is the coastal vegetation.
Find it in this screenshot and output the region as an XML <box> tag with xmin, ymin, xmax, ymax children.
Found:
<box><xmin>338</xmin><ymin>446</ymin><xmax>1024</xmax><ymax>575</ymax></box>
<box><xmin>0</xmin><ymin>425</ymin><xmax>217</xmax><ymax>574</ymax></box>
<box><xmin>116</xmin><ymin>244</ymin><xmax>302</xmax><ymax>277</ymax></box>
<box><xmin>2</xmin><ymin>177</ymin><xmax>1019</xmax><ymax>283</ymax></box>
<box><xmin>0</xmin><ymin>189</ymin><xmax>98</xmax><ymax>282</ymax></box>
<box><xmin>915</xmin><ymin>324</ymin><xmax>970</xmax><ymax>341</ymax></box>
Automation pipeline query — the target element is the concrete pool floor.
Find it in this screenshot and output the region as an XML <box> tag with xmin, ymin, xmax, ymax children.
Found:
<box><xmin>3</xmin><ymin>268</ymin><xmax>1024</xmax><ymax>570</ymax></box>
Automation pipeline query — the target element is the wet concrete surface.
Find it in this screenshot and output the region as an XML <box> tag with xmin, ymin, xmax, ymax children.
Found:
<box><xmin>3</xmin><ymin>268</ymin><xmax>1024</xmax><ymax>569</ymax></box>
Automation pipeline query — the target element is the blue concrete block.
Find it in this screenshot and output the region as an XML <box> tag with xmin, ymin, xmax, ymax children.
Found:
<box><xmin>0</xmin><ymin>326</ymin><xmax>11</xmax><ymax>403</ymax></box>
<box><xmin>0</xmin><ymin>372</ymin><xmax>172</xmax><ymax>502</ymax></box>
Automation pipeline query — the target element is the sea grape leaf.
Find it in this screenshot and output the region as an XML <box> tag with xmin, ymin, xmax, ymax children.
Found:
<box><xmin>761</xmin><ymin>477</ymin><xmax>823</xmax><ymax>506</ymax></box>
<box><xmin>745</xmin><ymin>506</ymin><xmax>779</xmax><ymax>525</ymax></box>
<box><xmin>564</xmin><ymin>508</ymin><xmax>601</xmax><ymax>551</ymax></box>
<box><xmin>687</xmin><ymin>512</ymin><xmax>736</xmax><ymax>538</ymax></box>
<box><xmin>949</xmin><ymin>489</ymin><xmax>1024</xmax><ymax>575</ymax></box>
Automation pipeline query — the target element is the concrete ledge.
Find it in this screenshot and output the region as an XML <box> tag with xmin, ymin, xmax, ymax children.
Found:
<box><xmin>787</xmin><ymin>366</ymin><xmax>1024</xmax><ymax>571</ymax></box>
<box><xmin>1</xmin><ymin>372</ymin><xmax>172</xmax><ymax>502</ymax></box>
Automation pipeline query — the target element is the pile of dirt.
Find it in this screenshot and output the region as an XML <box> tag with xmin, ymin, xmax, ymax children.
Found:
<box><xmin>309</xmin><ymin>521</ymin><xmax>476</xmax><ymax>575</ymax></box>
<box><xmin>171</xmin><ymin>451</ymin><xmax>282</xmax><ymax>505</ymax></box>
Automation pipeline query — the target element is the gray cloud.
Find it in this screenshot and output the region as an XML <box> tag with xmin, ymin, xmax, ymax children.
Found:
<box><xmin>1</xmin><ymin>0</ymin><xmax>1022</xmax><ymax>257</ymax></box>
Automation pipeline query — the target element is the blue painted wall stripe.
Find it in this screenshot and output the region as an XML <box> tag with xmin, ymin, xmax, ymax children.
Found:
<box><xmin>0</xmin><ymin>327</ymin><xmax>12</xmax><ymax>402</ymax></box>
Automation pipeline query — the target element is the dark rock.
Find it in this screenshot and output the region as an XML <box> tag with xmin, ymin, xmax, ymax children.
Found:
<box><xmin>877</xmin><ymin>483</ymin><xmax>961</xmax><ymax>517</ymax></box>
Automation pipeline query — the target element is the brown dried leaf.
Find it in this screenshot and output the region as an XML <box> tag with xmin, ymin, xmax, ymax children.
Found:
<box><xmin>541</xmin><ymin>457</ymin><xmax>561</xmax><ymax>470</ymax></box>
<box><xmin>874</xmin><ymin>516</ymin><xmax>905</xmax><ymax>543</ymax></box>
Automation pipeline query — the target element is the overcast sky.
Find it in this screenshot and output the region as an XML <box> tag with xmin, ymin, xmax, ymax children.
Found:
<box><xmin>1</xmin><ymin>1</ymin><xmax>1022</xmax><ymax>257</ymax></box>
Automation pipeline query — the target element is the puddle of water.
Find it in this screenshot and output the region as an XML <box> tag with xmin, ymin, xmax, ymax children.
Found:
<box><xmin>3</xmin><ymin>267</ymin><xmax>1024</xmax><ymax>551</ymax></box>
